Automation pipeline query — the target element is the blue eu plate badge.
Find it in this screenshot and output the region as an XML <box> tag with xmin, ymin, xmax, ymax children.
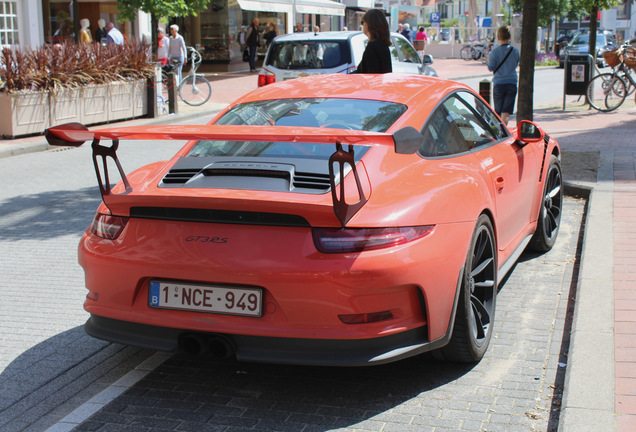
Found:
<box><xmin>149</xmin><ymin>282</ymin><xmax>160</xmax><ymax>306</ymax></box>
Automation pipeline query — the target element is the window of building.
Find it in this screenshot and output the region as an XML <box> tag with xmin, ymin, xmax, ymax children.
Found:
<box><xmin>0</xmin><ymin>2</ymin><xmax>19</xmax><ymax>46</ymax></box>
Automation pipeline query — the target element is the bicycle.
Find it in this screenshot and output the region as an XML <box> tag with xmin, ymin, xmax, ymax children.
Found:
<box><xmin>161</xmin><ymin>47</ymin><xmax>212</xmax><ymax>106</ymax></box>
<box><xmin>460</xmin><ymin>38</ymin><xmax>493</xmax><ymax>64</ymax></box>
<box><xmin>586</xmin><ymin>43</ymin><xmax>636</xmax><ymax>112</ymax></box>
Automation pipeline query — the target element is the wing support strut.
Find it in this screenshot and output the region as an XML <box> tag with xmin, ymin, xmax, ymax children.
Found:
<box><xmin>329</xmin><ymin>142</ymin><xmax>367</xmax><ymax>228</ymax></box>
<box><xmin>90</xmin><ymin>138</ymin><xmax>132</xmax><ymax>213</ymax></box>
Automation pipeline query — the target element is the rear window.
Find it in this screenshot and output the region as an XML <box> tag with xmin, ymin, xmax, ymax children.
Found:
<box><xmin>266</xmin><ymin>41</ymin><xmax>351</xmax><ymax>70</ymax></box>
<box><xmin>187</xmin><ymin>98</ymin><xmax>407</xmax><ymax>159</ymax></box>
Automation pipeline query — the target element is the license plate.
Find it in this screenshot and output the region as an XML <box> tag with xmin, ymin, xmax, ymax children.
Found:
<box><xmin>149</xmin><ymin>281</ymin><xmax>262</xmax><ymax>317</ymax></box>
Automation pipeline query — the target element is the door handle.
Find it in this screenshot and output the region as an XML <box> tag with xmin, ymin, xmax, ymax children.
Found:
<box><xmin>495</xmin><ymin>176</ymin><xmax>505</xmax><ymax>193</ymax></box>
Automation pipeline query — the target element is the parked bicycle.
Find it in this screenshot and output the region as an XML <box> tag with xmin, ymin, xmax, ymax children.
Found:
<box><xmin>460</xmin><ymin>38</ymin><xmax>493</xmax><ymax>64</ymax></box>
<box><xmin>161</xmin><ymin>46</ymin><xmax>212</xmax><ymax>106</ymax></box>
<box><xmin>586</xmin><ymin>43</ymin><xmax>636</xmax><ymax>112</ymax></box>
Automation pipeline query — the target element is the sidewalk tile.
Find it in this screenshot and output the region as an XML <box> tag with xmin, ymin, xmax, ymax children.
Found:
<box><xmin>616</xmin><ymin>378</ymin><xmax>636</xmax><ymax>396</ymax></box>
<box><xmin>617</xmin><ymin>414</ymin><xmax>636</xmax><ymax>432</ymax></box>
<box><xmin>617</xmin><ymin>362</ymin><xmax>636</xmax><ymax>378</ymax></box>
<box><xmin>616</xmin><ymin>395</ymin><xmax>636</xmax><ymax>415</ymax></box>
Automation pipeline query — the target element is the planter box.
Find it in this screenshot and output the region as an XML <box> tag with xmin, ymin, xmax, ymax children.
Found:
<box><xmin>0</xmin><ymin>79</ymin><xmax>147</xmax><ymax>138</ymax></box>
<box><xmin>81</xmin><ymin>84</ymin><xmax>109</xmax><ymax>125</ymax></box>
<box><xmin>50</xmin><ymin>88</ymin><xmax>82</xmax><ymax>127</ymax></box>
<box><xmin>0</xmin><ymin>91</ymin><xmax>50</xmax><ymax>139</ymax></box>
<box><xmin>108</xmin><ymin>81</ymin><xmax>134</xmax><ymax>122</ymax></box>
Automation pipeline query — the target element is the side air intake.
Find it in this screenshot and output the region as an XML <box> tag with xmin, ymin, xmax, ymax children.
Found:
<box><xmin>161</xmin><ymin>169</ymin><xmax>200</xmax><ymax>184</ymax></box>
<box><xmin>292</xmin><ymin>172</ymin><xmax>331</xmax><ymax>191</ymax></box>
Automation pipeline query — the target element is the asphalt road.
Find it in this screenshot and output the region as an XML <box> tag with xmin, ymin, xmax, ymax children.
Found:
<box><xmin>1</xmin><ymin>117</ymin><xmax>585</xmax><ymax>432</ymax></box>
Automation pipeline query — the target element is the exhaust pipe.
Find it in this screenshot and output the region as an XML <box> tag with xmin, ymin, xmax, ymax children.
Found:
<box><xmin>208</xmin><ymin>336</ymin><xmax>235</xmax><ymax>358</ymax></box>
<box><xmin>180</xmin><ymin>334</ymin><xmax>208</xmax><ymax>355</ymax></box>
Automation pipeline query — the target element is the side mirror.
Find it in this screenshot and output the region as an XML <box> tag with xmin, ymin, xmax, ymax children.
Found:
<box><xmin>423</xmin><ymin>54</ymin><xmax>434</xmax><ymax>65</ymax></box>
<box><xmin>515</xmin><ymin>120</ymin><xmax>544</xmax><ymax>145</ymax></box>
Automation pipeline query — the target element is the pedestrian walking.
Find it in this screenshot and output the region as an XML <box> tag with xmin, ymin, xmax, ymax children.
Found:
<box><xmin>246</xmin><ymin>18</ymin><xmax>260</xmax><ymax>73</ymax></box>
<box><xmin>106</xmin><ymin>22</ymin><xmax>124</xmax><ymax>46</ymax></box>
<box><xmin>157</xmin><ymin>27</ymin><xmax>170</xmax><ymax>66</ymax></box>
<box><xmin>168</xmin><ymin>24</ymin><xmax>187</xmax><ymax>82</ymax></box>
<box><xmin>264</xmin><ymin>23</ymin><xmax>277</xmax><ymax>48</ymax></box>
<box><xmin>352</xmin><ymin>9</ymin><xmax>392</xmax><ymax>74</ymax></box>
<box><xmin>487</xmin><ymin>26</ymin><xmax>520</xmax><ymax>126</ymax></box>
<box><xmin>295</xmin><ymin>23</ymin><xmax>303</xmax><ymax>33</ymax></box>
<box><xmin>238</xmin><ymin>25</ymin><xmax>247</xmax><ymax>53</ymax></box>
<box><xmin>401</xmin><ymin>23</ymin><xmax>414</xmax><ymax>45</ymax></box>
<box><xmin>415</xmin><ymin>26</ymin><xmax>428</xmax><ymax>58</ymax></box>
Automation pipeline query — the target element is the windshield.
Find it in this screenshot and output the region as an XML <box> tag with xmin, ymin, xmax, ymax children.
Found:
<box><xmin>570</xmin><ymin>34</ymin><xmax>612</xmax><ymax>47</ymax></box>
<box><xmin>265</xmin><ymin>40</ymin><xmax>350</xmax><ymax>69</ymax></box>
<box><xmin>187</xmin><ymin>98</ymin><xmax>407</xmax><ymax>159</ymax></box>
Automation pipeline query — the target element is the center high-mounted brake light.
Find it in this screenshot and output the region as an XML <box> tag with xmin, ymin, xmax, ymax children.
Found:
<box><xmin>90</xmin><ymin>213</ymin><xmax>129</xmax><ymax>240</ymax></box>
<box><xmin>312</xmin><ymin>226</ymin><xmax>435</xmax><ymax>253</ymax></box>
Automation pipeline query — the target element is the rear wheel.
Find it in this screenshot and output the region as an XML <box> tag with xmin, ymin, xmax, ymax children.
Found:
<box><xmin>434</xmin><ymin>215</ymin><xmax>497</xmax><ymax>362</ymax></box>
<box><xmin>179</xmin><ymin>75</ymin><xmax>212</xmax><ymax>106</ymax></box>
<box><xmin>529</xmin><ymin>155</ymin><xmax>562</xmax><ymax>252</ymax></box>
<box><xmin>587</xmin><ymin>73</ymin><xmax>626</xmax><ymax>112</ymax></box>
<box><xmin>461</xmin><ymin>46</ymin><xmax>475</xmax><ymax>61</ymax></box>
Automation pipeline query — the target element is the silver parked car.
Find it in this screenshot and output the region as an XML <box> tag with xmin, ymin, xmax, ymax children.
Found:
<box><xmin>258</xmin><ymin>31</ymin><xmax>437</xmax><ymax>86</ymax></box>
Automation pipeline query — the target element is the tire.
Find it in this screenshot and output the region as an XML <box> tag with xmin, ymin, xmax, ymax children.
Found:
<box><xmin>434</xmin><ymin>214</ymin><xmax>497</xmax><ymax>363</ymax></box>
<box><xmin>587</xmin><ymin>73</ymin><xmax>626</xmax><ymax>112</ymax></box>
<box><xmin>178</xmin><ymin>75</ymin><xmax>212</xmax><ymax>106</ymax></box>
<box><xmin>528</xmin><ymin>155</ymin><xmax>562</xmax><ymax>252</ymax></box>
<box><xmin>480</xmin><ymin>50</ymin><xmax>489</xmax><ymax>64</ymax></box>
<box><xmin>461</xmin><ymin>46</ymin><xmax>475</xmax><ymax>61</ymax></box>
<box><xmin>618</xmin><ymin>68</ymin><xmax>636</xmax><ymax>96</ymax></box>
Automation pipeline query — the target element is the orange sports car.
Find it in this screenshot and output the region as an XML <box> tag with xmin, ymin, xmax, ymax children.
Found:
<box><xmin>46</xmin><ymin>74</ymin><xmax>562</xmax><ymax>365</ymax></box>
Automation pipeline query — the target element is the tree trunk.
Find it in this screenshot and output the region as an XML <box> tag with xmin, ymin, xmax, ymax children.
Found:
<box><xmin>152</xmin><ymin>14</ymin><xmax>159</xmax><ymax>60</ymax></box>
<box><xmin>589</xmin><ymin>6</ymin><xmax>599</xmax><ymax>71</ymax></box>
<box><xmin>516</xmin><ymin>0</ymin><xmax>539</xmax><ymax>123</ymax></box>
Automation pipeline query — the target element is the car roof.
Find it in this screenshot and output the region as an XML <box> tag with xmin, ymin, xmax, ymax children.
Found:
<box><xmin>272</xmin><ymin>31</ymin><xmax>410</xmax><ymax>43</ymax></box>
<box><xmin>273</xmin><ymin>31</ymin><xmax>364</xmax><ymax>42</ymax></box>
<box><xmin>236</xmin><ymin>73</ymin><xmax>465</xmax><ymax>106</ymax></box>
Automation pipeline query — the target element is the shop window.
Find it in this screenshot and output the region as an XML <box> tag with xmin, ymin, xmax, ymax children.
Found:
<box><xmin>0</xmin><ymin>2</ymin><xmax>18</xmax><ymax>45</ymax></box>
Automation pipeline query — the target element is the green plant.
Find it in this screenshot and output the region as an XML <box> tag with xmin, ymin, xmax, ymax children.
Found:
<box><xmin>535</xmin><ymin>53</ymin><xmax>559</xmax><ymax>66</ymax></box>
<box><xmin>442</xmin><ymin>18</ymin><xmax>459</xmax><ymax>27</ymax></box>
<box><xmin>0</xmin><ymin>40</ymin><xmax>154</xmax><ymax>93</ymax></box>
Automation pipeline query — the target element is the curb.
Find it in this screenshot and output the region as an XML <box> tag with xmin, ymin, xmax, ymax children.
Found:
<box><xmin>558</xmin><ymin>152</ymin><xmax>616</xmax><ymax>431</ymax></box>
<box><xmin>0</xmin><ymin>108</ymin><xmax>224</xmax><ymax>160</ymax></box>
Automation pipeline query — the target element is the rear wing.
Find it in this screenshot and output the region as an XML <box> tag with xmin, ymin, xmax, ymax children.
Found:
<box><xmin>45</xmin><ymin>122</ymin><xmax>424</xmax><ymax>227</ymax></box>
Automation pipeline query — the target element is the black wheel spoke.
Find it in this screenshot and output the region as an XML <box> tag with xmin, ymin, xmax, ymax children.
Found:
<box><xmin>471</xmin><ymin>257</ymin><xmax>493</xmax><ymax>279</ymax></box>
<box><xmin>474</xmin><ymin>280</ymin><xmax>494</xmax><ymax>288</ymax></box>
<box><xmin>473</xmin><ymin>232</ymin><xmax>487</xmax><ymax>265</ymax></box>
<box><xmin>470</xmin><ymin>297</ymin><xmax>488</xmax><ymax>339</ymax></box>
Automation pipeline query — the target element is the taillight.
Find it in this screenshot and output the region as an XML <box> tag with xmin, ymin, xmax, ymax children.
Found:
<box><xmin>90</xmin><ymin>213</ymin><xmax>129</xmax><ymax>240</ymax></box>
<box><xmin>312</xmin><ymin>226</ymin><xmax>434</xmax><ymax>253</ymax></box>
<box><xmin>258</xmin><ymin>71</ymin><xmax>276</xmax><ymax>87</ymax></box>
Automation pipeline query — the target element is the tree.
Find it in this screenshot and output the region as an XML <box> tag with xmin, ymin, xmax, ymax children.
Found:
<box><xmin>516</xmin><ymin>0</ymin><xmax>539</xmax><ymax>123</ymax></box>
<box><xmin>116</xmin><ymin>0</ymin><xmax>212</xmax><ymax>50</ymax></box>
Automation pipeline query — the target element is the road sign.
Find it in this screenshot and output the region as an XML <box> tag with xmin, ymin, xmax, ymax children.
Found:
<box><xmin>430</xmin><ymin>13</ymin><xmax>440</xmax><ymax>24</ymax></box>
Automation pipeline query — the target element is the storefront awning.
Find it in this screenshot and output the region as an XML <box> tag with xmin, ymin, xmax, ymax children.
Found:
<box><xmin>237</xmin><ymin>0</ymin><xmax>345</xmax><ymax>16</ymax></box>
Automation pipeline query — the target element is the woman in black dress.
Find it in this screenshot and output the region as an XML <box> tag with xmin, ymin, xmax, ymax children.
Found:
<box><xmin>354</xmin><ymin>9</ymin><xmax>392</xmax><ymax>74</ymax></box>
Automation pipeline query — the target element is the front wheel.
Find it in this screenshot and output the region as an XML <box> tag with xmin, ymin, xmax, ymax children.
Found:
<box><xmin>587</xmin><ymin>73</ymin><xmax>626</xmax><ymax>112</ymax></box>
<box><xmin>178</xmin><ymin>75</ymin><xmax>212</xmax><ymax>106</ymax></box>
<box><xmin>460</xmin><ymin>46</ymin><xmax>475</xmax><ymax>61</ymax></box>
<box><xmin>434</xmin><ymin>215</ymin><xmax>497</xmax><ymax>363</ymax></box>
<box><xmin>528</xmin><ymin>155</ymin><xmax>562</xmax><ymax>252</ymax></box>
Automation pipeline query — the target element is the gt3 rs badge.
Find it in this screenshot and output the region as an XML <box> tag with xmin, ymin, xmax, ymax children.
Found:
<box><xmin>185</xmin><ymin>236</ymin><xmax>228</xmax><ymax>243</ymax></box>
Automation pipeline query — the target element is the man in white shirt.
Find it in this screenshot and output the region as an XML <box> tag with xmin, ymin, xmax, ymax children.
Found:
<box><xmin>106</xmin><ymin>22</ymin><xmax>124</xmax><ymax>46</ymax></box>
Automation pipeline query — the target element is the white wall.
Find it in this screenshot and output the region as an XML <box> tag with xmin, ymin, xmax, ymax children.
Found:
<box><xmin>18</xmin><ymin>0</ymin><xmax>44</xmax><ymax>48</ymax></box>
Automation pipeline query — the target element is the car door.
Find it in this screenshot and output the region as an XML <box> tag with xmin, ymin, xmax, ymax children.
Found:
<box><xmin>391</xmin><ymin>35</ymin><xmax>422</xmax><ymax>74</ymax></box>
<box><xmin>453</xmin><ymin>92</ymin><xmax>540</xmax><ymax>252</ymax></box>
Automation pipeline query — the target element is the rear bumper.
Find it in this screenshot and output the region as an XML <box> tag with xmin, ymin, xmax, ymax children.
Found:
<box><xmin>85</xmin><ymin>314</ymin><xmax>451</xmax><ymax>366</ymax></box>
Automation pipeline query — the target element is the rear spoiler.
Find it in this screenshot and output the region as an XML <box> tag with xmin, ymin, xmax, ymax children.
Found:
<box><xmin>45</xmin><ymin>122</ymin><xmax>424</xmax><ymax>227</ymax></box>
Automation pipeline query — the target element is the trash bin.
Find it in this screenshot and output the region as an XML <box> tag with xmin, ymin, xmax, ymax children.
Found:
<box><xmin>563</xmin><ymin>54</ymin><xmax>592</xmax><ymax>109</ymax></box>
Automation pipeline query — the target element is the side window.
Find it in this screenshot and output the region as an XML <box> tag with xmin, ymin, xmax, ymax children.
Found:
<box><xmin>456</xmin><ymin>91</ymin><xmax>508</xmax><ymax>141</ymax></box>
<box><xmin>443</xmin><ymin>96</ymin><xmax>498</xmax><ymax>149</ymax></box>
<box><xmin>394</xmin><ymin>37</ymin><xmax>421</xmax><ymax>64</ymax></box>
<box><xmin>389</xmin><ymin>40</ymin><xmax>400</xmax><ymax>62</ymax></box>
<box><xmin>420</xmin><ymin>104</ymin><xmax>470</xmax><ymax>157</ymax></box>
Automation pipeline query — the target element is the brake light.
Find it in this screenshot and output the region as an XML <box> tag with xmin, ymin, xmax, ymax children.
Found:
<box><xmin>90</xmin><ymin>213</ymin><xmax>129</xmax><ymax>240</ymax></box>
<box><xmin>313</xmin><ymin>226</ymin><xmax>434</xmax><ymax>253</ymax></box>
<box><xmin>258</xmin><ymin>71</ymin><xmax>276</xmax><ymax>87</ymax></box>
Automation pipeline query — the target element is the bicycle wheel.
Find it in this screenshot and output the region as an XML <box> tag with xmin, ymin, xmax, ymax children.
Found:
<box><xmin>480</xmin><ymin>49</ymin><xmax>489</xmax><ymax>64</ymax></box>
<box><xmin>618</xmin><ymin>66</ymin><xmax>636</xmax><ymax>95</ymax></box>
<box><xmin>178</xmin><ymin>75</ymin><xmax>212</xmax><ymax>106</ymax></box>
<box><xmin>460</xmin><ymin>46</ymin><xmax>474</xmax><ymax>61</ymax></box>
<box><xmin>587</xmin><ymin>73</ymin><xmax>626</xmax><ymax>112</ymax></box>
